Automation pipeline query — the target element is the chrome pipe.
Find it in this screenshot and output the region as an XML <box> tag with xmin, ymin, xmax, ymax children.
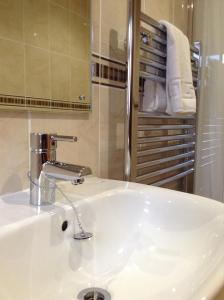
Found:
<box><xmin>124</xmin><ymin>0</ymin><xmax>134</xmax><ymax>181</ymax></box>
<box><xmin>137</xmin><ymin>133</ymin><xmax>195</xmax><ymax>144</ymax></box>
<box><xmin>140</xmin><ymin>43</ymin><xmax>167</xmax><ymax>58</ymax></box>
<box><xmin>140</xmin><ymin>13</ymin><xmax>166</xmax><ymax>33</ymax></box>
<box><xmin>140</xmin><ymin>26</ymin><xmax>167</xmax><ymax>45</ymax></box>
<box><xmin>140</xmin><ymin>71</ymin><xmax>166</xmax><ymax>83</ymax></box>
<box><xmin>137</xmin><ymin>151</ymin><xmax>195</xmax><ymax>169</ymax></box>
<box><xmin>152</xmin><ymin>169</ymin><xmax>194</xmax><ymax>187</ymax></box>
<box><xmin>138</xmin><ymin>112</ymin><xmax>196</xmax><ymax>119</ymax></box>
<box><xmin>138</xmin><ymin>124</ymin><xmax>195</xmax><ymax>131</ymax></box>
<box><xmin>140</xmin><ymin>56</ymin><xmax>166</xmax><ymax>70</ymax></box>
<box><xmin>137</xmin><ymin>142</ymin><xmax>195</xmax><ymax>157</ymax></box>
<box><xmin>136</xmin><ymin>160</ymin><xmax>195</xmax><ymax>182</ymax></box>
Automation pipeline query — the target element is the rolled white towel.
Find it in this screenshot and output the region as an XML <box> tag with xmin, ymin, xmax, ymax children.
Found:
<box><xmin>142</xmin><ymin>79</ymin><xmax>167</xmax><ymax>113</ymax></box>
<box><xmin>160</xmin><ymin>20</ymin><xmax>196</xmax><ymax>115</ymax></box>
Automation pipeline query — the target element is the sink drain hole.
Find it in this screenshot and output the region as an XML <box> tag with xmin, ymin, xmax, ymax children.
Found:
<box><xmin>77</xmin><ymin>288</ymin><xmax>111</xmax><ymax>300</ymax></box>
<box><xmin>84</xmin><ymin>291</ymin><xmax>104</xmax><ymax>300</ymax></box>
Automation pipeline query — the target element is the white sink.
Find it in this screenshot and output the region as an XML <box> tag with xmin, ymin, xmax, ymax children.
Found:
<box><xmin>0</xmin><ymin>177</ymin><xmax>224</xmax><ymax>300</ymax></box>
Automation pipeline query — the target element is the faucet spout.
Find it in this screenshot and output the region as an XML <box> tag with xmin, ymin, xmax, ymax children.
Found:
<box><xmin>29</xmin><ymin>133</ymin><xmax>92</xmax><ymax>206</ymax></box>
<box><xmin>42</xmin><ymin>161</ymin><xmax>92</xmax><ymax>184</ymax></box>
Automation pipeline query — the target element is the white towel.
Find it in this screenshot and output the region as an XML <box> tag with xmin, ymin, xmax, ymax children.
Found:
<box><xmin>142</xmin><ymin>80</ymin><xmax>167</xmax><ymax>113</ymax></box>
<box><xmin>160</xmin><ymin>20</ymin><xmax>196</xmax><ymax>115</ymax></box>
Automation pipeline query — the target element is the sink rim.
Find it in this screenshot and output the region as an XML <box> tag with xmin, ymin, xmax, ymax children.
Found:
<box><xmin>0</xmin><ymin>176</ymin><xmax>224</xmax><ymax>300</ymax></box>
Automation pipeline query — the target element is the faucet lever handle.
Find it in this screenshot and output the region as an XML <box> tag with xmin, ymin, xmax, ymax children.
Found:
<box><xmin>51</xmin><ymin>135</ymin><xmax>77</xmax><ymax>142</ymax></box>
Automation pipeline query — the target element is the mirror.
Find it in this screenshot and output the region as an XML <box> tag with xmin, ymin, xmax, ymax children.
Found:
<box><xmin>0</xmin><ymin>0</ymin><xmax>91</xmax><ymax>112</ymax></box>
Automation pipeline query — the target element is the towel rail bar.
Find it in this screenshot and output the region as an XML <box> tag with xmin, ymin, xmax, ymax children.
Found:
<box><xmin>136</xmin><ymin>160</ymin><xmax>195</xmax><ymax>182</ymax></box>
<box><xmin>138</xmin><ymin>134</ymin><xmax>195</xmax><ymax>144</ymax></box>
<box><xmin>190</xmin><ymin>46</ymin><xmax>199</xmax><ymax>53</ymax></box>
<box><xmin>137</xmin><ymin>142</ymin><xmax>195</xmax><ymax>157</ymax></box>
<box><xmin>140</xmin><ymin>71</ymin><xmax>166</xmax><ymax>83</ymax></box>
<box><xmin>140</xmin><ymin>12</ymin><xmax>199</xmax><ymax>54</ymax></box>
<box><xmin>140</xmin><ymin>50</ymin><xmax>166</xmax><ymax>64</ymax></box>
<box><xmin>152</xmin><ymin>169</ymin><xmax>194</xmax><ymax>186</ymax></box>
<box><xmin>140</xmin><ymin>57</ymin><xmax>166</xmax><ymax>70</ymax></box>
<box><xmin>125</xmin><ymin>0</ymin><xmax>200</xmax><ymax>193</ymax></box>
<box><xmin>140</xmin><ymin>13</ymin><xmax>166</xmax><ymax>33</ymax></box>
<box><xmin>138</xmin><ymin>112</ymin><xmax>196</xmax><ymax>119</ymax></box>
<box><xmin>140</xmin><ymin>58</ymin><xmax>197</xmax><ymax>84</ymax></box>
<box><xmin>137</xmin><ymin>151</ymin><xmax>195</xmax><ymax>169</ymax></box>
<box><xmin>140</xmin><ymin>66</ymin><xmax>166</xmax><ymax>77</ymax></box>
<box><xmin>138</xmin><ymin>124</ymin><xmax>195</xmax><ymax>131</ymax></box>
<box><xmin>140</xmin><ymin>26</ymin><xmax>167</xmax><ymax>45</ymax></box>
<box><xmin>140</xmin><ymin>43</ymin><xmax>167</xmax><ymax>58</ymax></box>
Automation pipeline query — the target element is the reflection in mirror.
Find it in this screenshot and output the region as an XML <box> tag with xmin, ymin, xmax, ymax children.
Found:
<box><xmin>0</xmin><ymin>0</ymin><xmax>91</xmax><ymax>112</ymax></box>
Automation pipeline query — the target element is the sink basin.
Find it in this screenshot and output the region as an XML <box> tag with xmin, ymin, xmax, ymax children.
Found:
<box><xmin>0</xmin><ymin>177</ymin><xmax>224</xmax><ymax>300</ymax></box>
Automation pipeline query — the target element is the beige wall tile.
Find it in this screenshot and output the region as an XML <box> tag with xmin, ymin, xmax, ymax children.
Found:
<box><xmin>0</xmin><ymin>39</ymin><xmax>25</xmax><ymax>96</ymax></box>
<box><xmin>92</xmin><ymin>24</ymin><xmax>100</xmax><ymax>54</ymax></box>
<box><xmin>25</xmin><ymin>46</ymin><xmax>50</xmax><ymax>99</ymax></box>
<box><xmin>79</xmin><ymin>0</ymin><xmax>90</xmax><ymax>20</ymax></box>
<box><xmin>0</xmin><ymin>0</ymin><xmax>23</xmax><ymax>41</ymax></box>
<box><xmin>99</xmin><ymin>86</ymin><xmax>125</xmax><ymax>180</ymax></box>
<box><xmin>0</xmin><ymin>0</ymin><xmax>91</xmax><ymax>104</ymax></box>
<box><xmin>29</xmin><ymin>84</ymin><xmax>100</xmax><ymax>176</ymax></box>
<box><xmin>91</xmin><ymin>0</ymin><xmax>100</xmax><ymax>53</ymax></box>
<box><xmin>0</xmin><ymin>0</ymin><xmax>130</xmax><ymax>195</ymax></box>
<box><xmin>69</xmin><ymin>0</ymin><xmax>90</xmax><ymax>19</ymax></box>
<box><xmin>69</xmin><ymin>0</ymin><xmax>81</xmax><ymax>13</ymax></box>
<box><xmin>144</xmin><ymin>0</ymin><xmax>173</xmax><ymax>22</ymax></box>
<box><xmin>52</xmin><ymin>0</ymin><xmax>69</xmax><ymax>9</ymax></box>
<box><xmin>23</xmin><ymin>0</ymin><xmax>49</xmax><ymax>49</ymax></box>
<box><xmin>172</xmin><ymin>0</ymin><xmax>189</xmax><ymax>35</ymax></box>
<box><xmin>51</xmin><ymin>53</ymin><xmax>70</xmax><ymax>101</ymax></box>
<box><xmin>193</xmin><ymin>0</ymin><xmax>204</xmax><ymax>41</ymax></box>
<box><xmin>49</xmin><ymin>3</ymin><xmax>69</xmax><ymax>55</ymax></box>
<box><xmin>100</xmin><ymin>0</ymin><xmax>127</xmax><ymax>62</ymax></box>
<box><xmin>0</xmin><ymin>111</ymin><xmax>29</xmax><ymax>194</ymax></box>
<box><xmin>143</xmin><ymin>0</ymin><xmax>189</xmax><ymax>36</ymax></box>
<box><xmin>141</xmin><ymin>0</ymin><xmax>146</xmax><ymax>12</ymax></box>
<box><xmin>70</xmin><ymin>0</ymin><xmax>90</xmax><ymax>19</ymax></box>
<box><xmin>91</xmin><ymin>0</ymin><xmax>100</xmax><ymax>28</ymax></box>
<box><xmin>70</xmin><ymin>11</ymin><xmax>90</xmax><ymax>60</ymax></box>
<box><xmin>70</xmin><ymin>58</ymin><xmax>90</xmax><ymax>103</ymax></box>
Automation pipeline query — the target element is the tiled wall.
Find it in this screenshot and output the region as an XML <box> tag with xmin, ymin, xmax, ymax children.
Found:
<box><xmin>0</xmin><ymin>0</ymin><xmax>90</xmax><ymax>107</ymax></box>
<box><xmin>141</xmin><ymin>0</ymin><xmax>193</xmax><ymax>38</ymax></box>
<box><xmin>92</xmin><ymin>0</ymin><xmax>127</xmax><ymax>181</ymax></box>
<box><xmin>0</xmin><ymin>0</ymin><xmax>192</xmax><ymax>195</ymax></box>
<box><xmin>0</xmin><ymin>0</ymin><xmax>127</xmax><ymax>195</ymax></box>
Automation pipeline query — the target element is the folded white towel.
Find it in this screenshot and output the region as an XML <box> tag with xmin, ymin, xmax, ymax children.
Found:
<box><xmin>142</xmin><ymin>80</ymin><xmax>167</xmax><ymax>113</ymax></box>
<box><xmin>160</xmin><ymin>20</ymin><xmax>196</xmax><ymax>115</ymax></box>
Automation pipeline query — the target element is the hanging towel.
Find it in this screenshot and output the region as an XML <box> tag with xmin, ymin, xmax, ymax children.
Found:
<box><xmin>142</xmin><ymin>80</ymin><xmax>167</xmax><ymax>113</ymax></box>
<box><xmin>160</xmin><ymin>20</ymin><xmax>196</xmax><ymax>115</ymax></box>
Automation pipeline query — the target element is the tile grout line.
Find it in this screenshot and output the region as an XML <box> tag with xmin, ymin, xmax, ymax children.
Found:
<box><xmin>22</xmin><ymin>0</ymin><xmax>31</xmax><ymax>177</ymax></box>
<box><xmin>98</xmin><ymin>0</ymin><xmax>102</xmax><ymax>177</ymax></box>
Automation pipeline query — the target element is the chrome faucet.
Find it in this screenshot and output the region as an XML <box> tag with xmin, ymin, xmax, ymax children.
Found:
<box><xmin>29</xmin><ymin>133</ymin><xmax>92</xmax><ymax>206</ymax></box>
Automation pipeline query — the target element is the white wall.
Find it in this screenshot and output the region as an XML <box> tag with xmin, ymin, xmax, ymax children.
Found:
<box><xmin>194</xmin><ymin>0</ymin><xmax>224</xmax><ymax>201</ymax></box>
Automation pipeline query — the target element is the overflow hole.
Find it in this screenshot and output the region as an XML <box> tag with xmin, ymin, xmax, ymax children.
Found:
<box><xmin>61</xmin><ymin>220</ymin><xmax>68</xmax><ymax>232</ymax></box>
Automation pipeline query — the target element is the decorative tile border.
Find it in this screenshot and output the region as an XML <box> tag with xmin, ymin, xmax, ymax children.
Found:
<box><xmin>0</xmin><ymin>54</ymin><xmax>127</xmax><ymax>112</ymax></box>
<box><xmin>91</xmin><ymin>54</ymin><xmax>127</xmax><ymax>89</ymax></box>
<box><xmin>0</xmin><ymin>95</ymin><xmax>91</xmax><ymax>112</ymax></box>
